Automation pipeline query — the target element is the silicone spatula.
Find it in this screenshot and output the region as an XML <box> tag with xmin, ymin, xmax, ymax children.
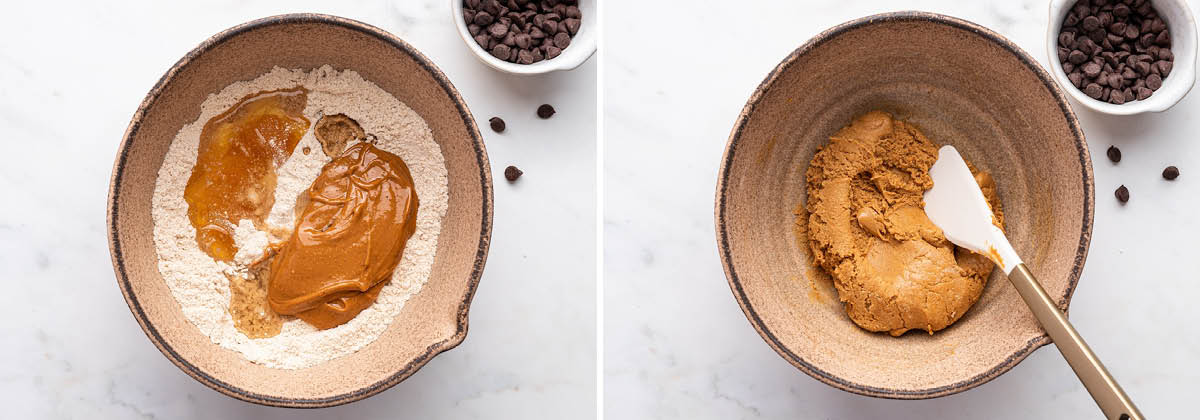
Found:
<box><xmin>924</xmin><ymin>145</ymin><xmax>1143</xmax><ymax>420</ymax></box>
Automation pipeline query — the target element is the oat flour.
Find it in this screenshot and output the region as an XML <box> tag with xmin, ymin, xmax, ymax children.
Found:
<box><xmin>151</xmin><ymin>66</ymin><xmax>448</xmax><ymax>369</ymax></box>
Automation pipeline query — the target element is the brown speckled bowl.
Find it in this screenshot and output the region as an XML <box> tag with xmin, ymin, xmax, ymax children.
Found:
<box><xmin>716</xmin><ymin>12</ymin><xmax>1093</xmax><ymax>399</ymax></box>
<box><xmin>107</xmin><ymin>14</ymin><xmax>492</xmax><ymax>407</ymax></box>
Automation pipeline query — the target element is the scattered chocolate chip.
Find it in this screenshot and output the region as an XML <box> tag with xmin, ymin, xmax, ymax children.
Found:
<box><xmin>489</xmin><ymin>116</ymin><xmax>506</xmax><ymax>133</ymax></box>
<box><xmin>537</xmin><ymin>104</ymin><xmax>556</xmax><ymax>119</ymax></box>
<box><xmin>1163</xmin><ymin>165</ymin><xmax>1180</xmax><ymax>180</ymax></box>
<box><xmin>1107</xmin><ymin>145</ymin><xmax>1122</xmax><ymax>163</ymax></box>
<box><xmin>504</xmin><ymin>165</ymin><xmax>523</xmax><ymax>182</ymax></box>
<box><xmin>1115</xmin><ymin>185</ymin><xmax>1129</xmax><ymax>203</ymax></box>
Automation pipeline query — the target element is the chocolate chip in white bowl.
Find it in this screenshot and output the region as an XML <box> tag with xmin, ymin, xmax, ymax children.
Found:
<box><xmin>463</xmin><ymin>0</ymin><xmax>582</xmax><ymax>65</ymax></box>
<box><xmin>1057</xmin><ymin>0</ymin><xmax>1175</xmax><ymax>105</ymax></box>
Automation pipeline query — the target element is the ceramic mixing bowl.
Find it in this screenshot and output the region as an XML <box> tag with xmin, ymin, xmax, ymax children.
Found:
<box><xmin>108</xmin><ymin>14</ymin><xmax>492</xmax><ymax>407</ymax></box>
<box><xmin>716</xmin><ymin>12</ymin><xmax>1094</xmax><ymax>399</ymax></box>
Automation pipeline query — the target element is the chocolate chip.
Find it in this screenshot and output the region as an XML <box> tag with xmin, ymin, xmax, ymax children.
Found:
<box><xmin>1134</xmin><ymin>60</ymin><xmax>1150</xmax><ymax>75</ymax></box>
<box><xmin>515</xmin><ymin>33</ymin><xmax>532</xmax><ymax>49</ymax></box>
<box><xmin>1157</xmin><ymin>60</ymin><xmax>1173</xmax><ymax>77</ymax></box>
<box><xmin>1163</xmin><ymin>166</ymin><xmax>1180</xmax><ymax>180</ymax></box>
<box><xmin>491</xmin><ymin>44</ymin><xmax>512</xmax><ymax>60</ymax></box>
<box><xmin>489</xmin><ymin>22</ymin><xmax>509</xmax><ymax>38</ymax></box>
<box><xmin>464</xmin><ymin>0</ymin><xmax>581</xmax><ymax>64</ymax></box>
<box><xmin>1139</xmin><ymin>32</ymin><xmax>1155</xmax><ymax>48</ymax></box>
<box><xmin>1114</xmin><ymin>3</ymin><xmax>1130</xmax><ymax>17</ymax></box>
<box><xmin>1136</xmin><ymin>86</ymin><xmax>1153</xmax><ymax>100</ymax></box>
<box><xmin>482</xmin><ymin>0</ymin><xmax>500</xmax><ymax>14</ymax></box>
<box><xmin>1151</xmin><ymin>18</ymin><xmax>1167</xmax><ymax>33</ymax></box>
<box><xmin>517</xmin><ymin>49</ymin><xmax>534</xmax><ymax>64</ymax></box>
<box><xmin>553</xmin><ymin>32</ymin><xmax>571</xmax><ymax>48</ymax></box>
<box><xmin>489</xmin><ymin>116</ymin><xmax>506</xmax><ymax>133</ymax></box>
<box><xmin>1068</xmin><ymin>50</ymin><xmax>1088</xmax><ymax>65</ymax></box>
<box><xmin>1060</xmin><ymin>32</ymin><xmax>1077</xmax><ymax>48</ymax></box>
<box><xmin>1115</xmin><ymin>185</ymin><xmax>1130</xmax><ymax>203</ymax></box>
<box><xmin>504</xmin><ymin>165</ymin><xmax>523</xmax><ymax>182</ymax></box>
<box><xmin>474</xmin><ymin>34</ymin><xmax>491</xmax><ymax>48</ymax></box>
<box><xmin>1155</xmin><ymin>29</ymin><xmax>1171</xmax><ymax>46</ymax></box>
<box><xmin>1146</xmin><ymin>73</ymin><xmax>1162</xmax><ymax>90</ymax></box>
<box><xmin>1125</xmin><ymin>24</ymin><xmax>1140</xmax><ymax>39</ymax></box>
<box><xmin>474</xmin><ymin>11</ymin><xmax>494</xmax><ymax>25</ymax></box>
<box><xmin>1158</xmin><ymin>48</ymin><xmax>1173</xmax><ymax>61</ymax></box>
<box><xmin>1068</xmin><ymin>71</ymin><xmax>1084</xmax><ymax>88</ymax></box>
<box><xmin>537</xmin><ymin>104</ymin><xmax>555</xmax><ymax>119</ymax></box>
<box><xmin>1107</xmin><ymin>145</ymin><xmax>1122</xmax><ymax>163</ymax></box>
<box><xmin>1108</xmin><ymin>73</ymin><xmax>1124</xmax><ymax>88</ymax></box>
<box><xmin>1110</xmin><ymin>89</ymin><xmax>1126</xmax><ymax>104</ymax></box>
<box><xmin>1058</xmin><ymin>0</ymin><xmax>1170</xmax><ymax>103</ymax></box>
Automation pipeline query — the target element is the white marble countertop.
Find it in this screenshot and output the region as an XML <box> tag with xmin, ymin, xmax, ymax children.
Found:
<box><xmin>0</xmin><ymin>0</ymin><xmax>595</xmax><ymax>418</ymax></box>
<box><xmin>604</xmin><ymin>0</ymin><xmax>1199</xmax><ymax>419</ymax></box>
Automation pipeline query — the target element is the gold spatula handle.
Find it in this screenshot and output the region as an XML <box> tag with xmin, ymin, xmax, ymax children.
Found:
<box><xmin>1008</xmin><ymin>264</ymin><xmax>1143</xmax><ymax>420</ymax></box>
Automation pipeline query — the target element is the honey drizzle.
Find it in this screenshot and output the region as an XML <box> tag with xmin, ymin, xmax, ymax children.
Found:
<box><xmin>227</xmin><ymin>251</ymin><xmax>285</xmax><ymax>338</ymax></box>
<box><xmin>183</xmin><ymin>87</ymin><xmax>310</xmax><ymax>262</ymax></box>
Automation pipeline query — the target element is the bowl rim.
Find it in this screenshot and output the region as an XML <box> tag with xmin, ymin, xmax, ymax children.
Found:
<box><xmin>106</xmin><ymin>13</ymin><xmax>493</xmax><ymax>408</ymax></box>
<box><xmin>1044</xmin><ymin>0</ymin><xmax>1198</xmax><ymax>115</ymax></box>
<box><xmin>715</xmin><ymin>11</ymin><xmax>1095</xmax><ymax>399</ymax></box>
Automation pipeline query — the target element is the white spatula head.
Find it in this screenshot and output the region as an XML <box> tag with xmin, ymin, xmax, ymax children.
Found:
<box><xmin>924</xmin><ymin>145</ymin><xmax>1021</xmax><ymax>274</ymax></box>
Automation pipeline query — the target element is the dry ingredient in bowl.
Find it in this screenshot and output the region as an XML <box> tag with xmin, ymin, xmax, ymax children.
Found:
<box><xmin>464</xmin><ymin>0</ymin><xmax>583</xmax><ymax>64</ymax></box>
<box><xmin>1057</xmin><ymin>0</ymin><xmax>1174</xmax><ymax>104</ymax></box>
<box><xmin>152</xmin><ymin>66</ymin><xmax>449</xmax><ymax>369</ymax></box>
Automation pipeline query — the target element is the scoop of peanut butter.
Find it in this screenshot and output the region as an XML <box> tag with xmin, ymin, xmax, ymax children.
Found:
<box><xmin>802</xmin><ymin>111</ymin><xmax>1004</xmax><ymax>336</ymax></box>
<box><xmin>267</xmin><ymin>142</ymin><xmax>419</xmax><ymax>329</ymax></box>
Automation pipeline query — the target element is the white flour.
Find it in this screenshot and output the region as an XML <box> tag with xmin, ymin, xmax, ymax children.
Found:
<box><xmin>151</xmin><ymin>66</ymin><xmax>448</xmax><ymax>369</ymax></box>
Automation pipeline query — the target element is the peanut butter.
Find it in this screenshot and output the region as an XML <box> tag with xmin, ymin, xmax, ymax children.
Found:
<box><xmin>267</xmin><ymin>142</ymin><xmax>419</xmax><ymax>330</ymax></box>
<box><xmin>799</xmin><ymin>111</ymin><xmax>1004</xmax><ymax>336</ymax></box>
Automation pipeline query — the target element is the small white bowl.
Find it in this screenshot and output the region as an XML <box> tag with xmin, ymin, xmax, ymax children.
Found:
<box><xmin>452</xmin><ymin>0</ymin><xmax>596</xmax><ymax>75</ymax></box>
<box><xmin>1047</xmin><ymin>0</ymin><xmax>1197</xmax><ymax>115</ymax></box>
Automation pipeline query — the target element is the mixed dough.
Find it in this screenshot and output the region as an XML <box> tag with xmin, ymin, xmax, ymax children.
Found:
<box><xmin>800</xmin><ymin>111</ymin><xmax>1004</xmax><ymax>336</ymax></box>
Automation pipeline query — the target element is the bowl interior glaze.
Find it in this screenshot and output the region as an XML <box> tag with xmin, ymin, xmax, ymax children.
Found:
<box><xmin>108</xmin><ymin>14</ymin><xmax>492</xmax><ymax>407</ymax></box>
<box><xmin>717</xmin><ymin>12</ymin><xmax>1093</xmax><ymax>399</ymax></box>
